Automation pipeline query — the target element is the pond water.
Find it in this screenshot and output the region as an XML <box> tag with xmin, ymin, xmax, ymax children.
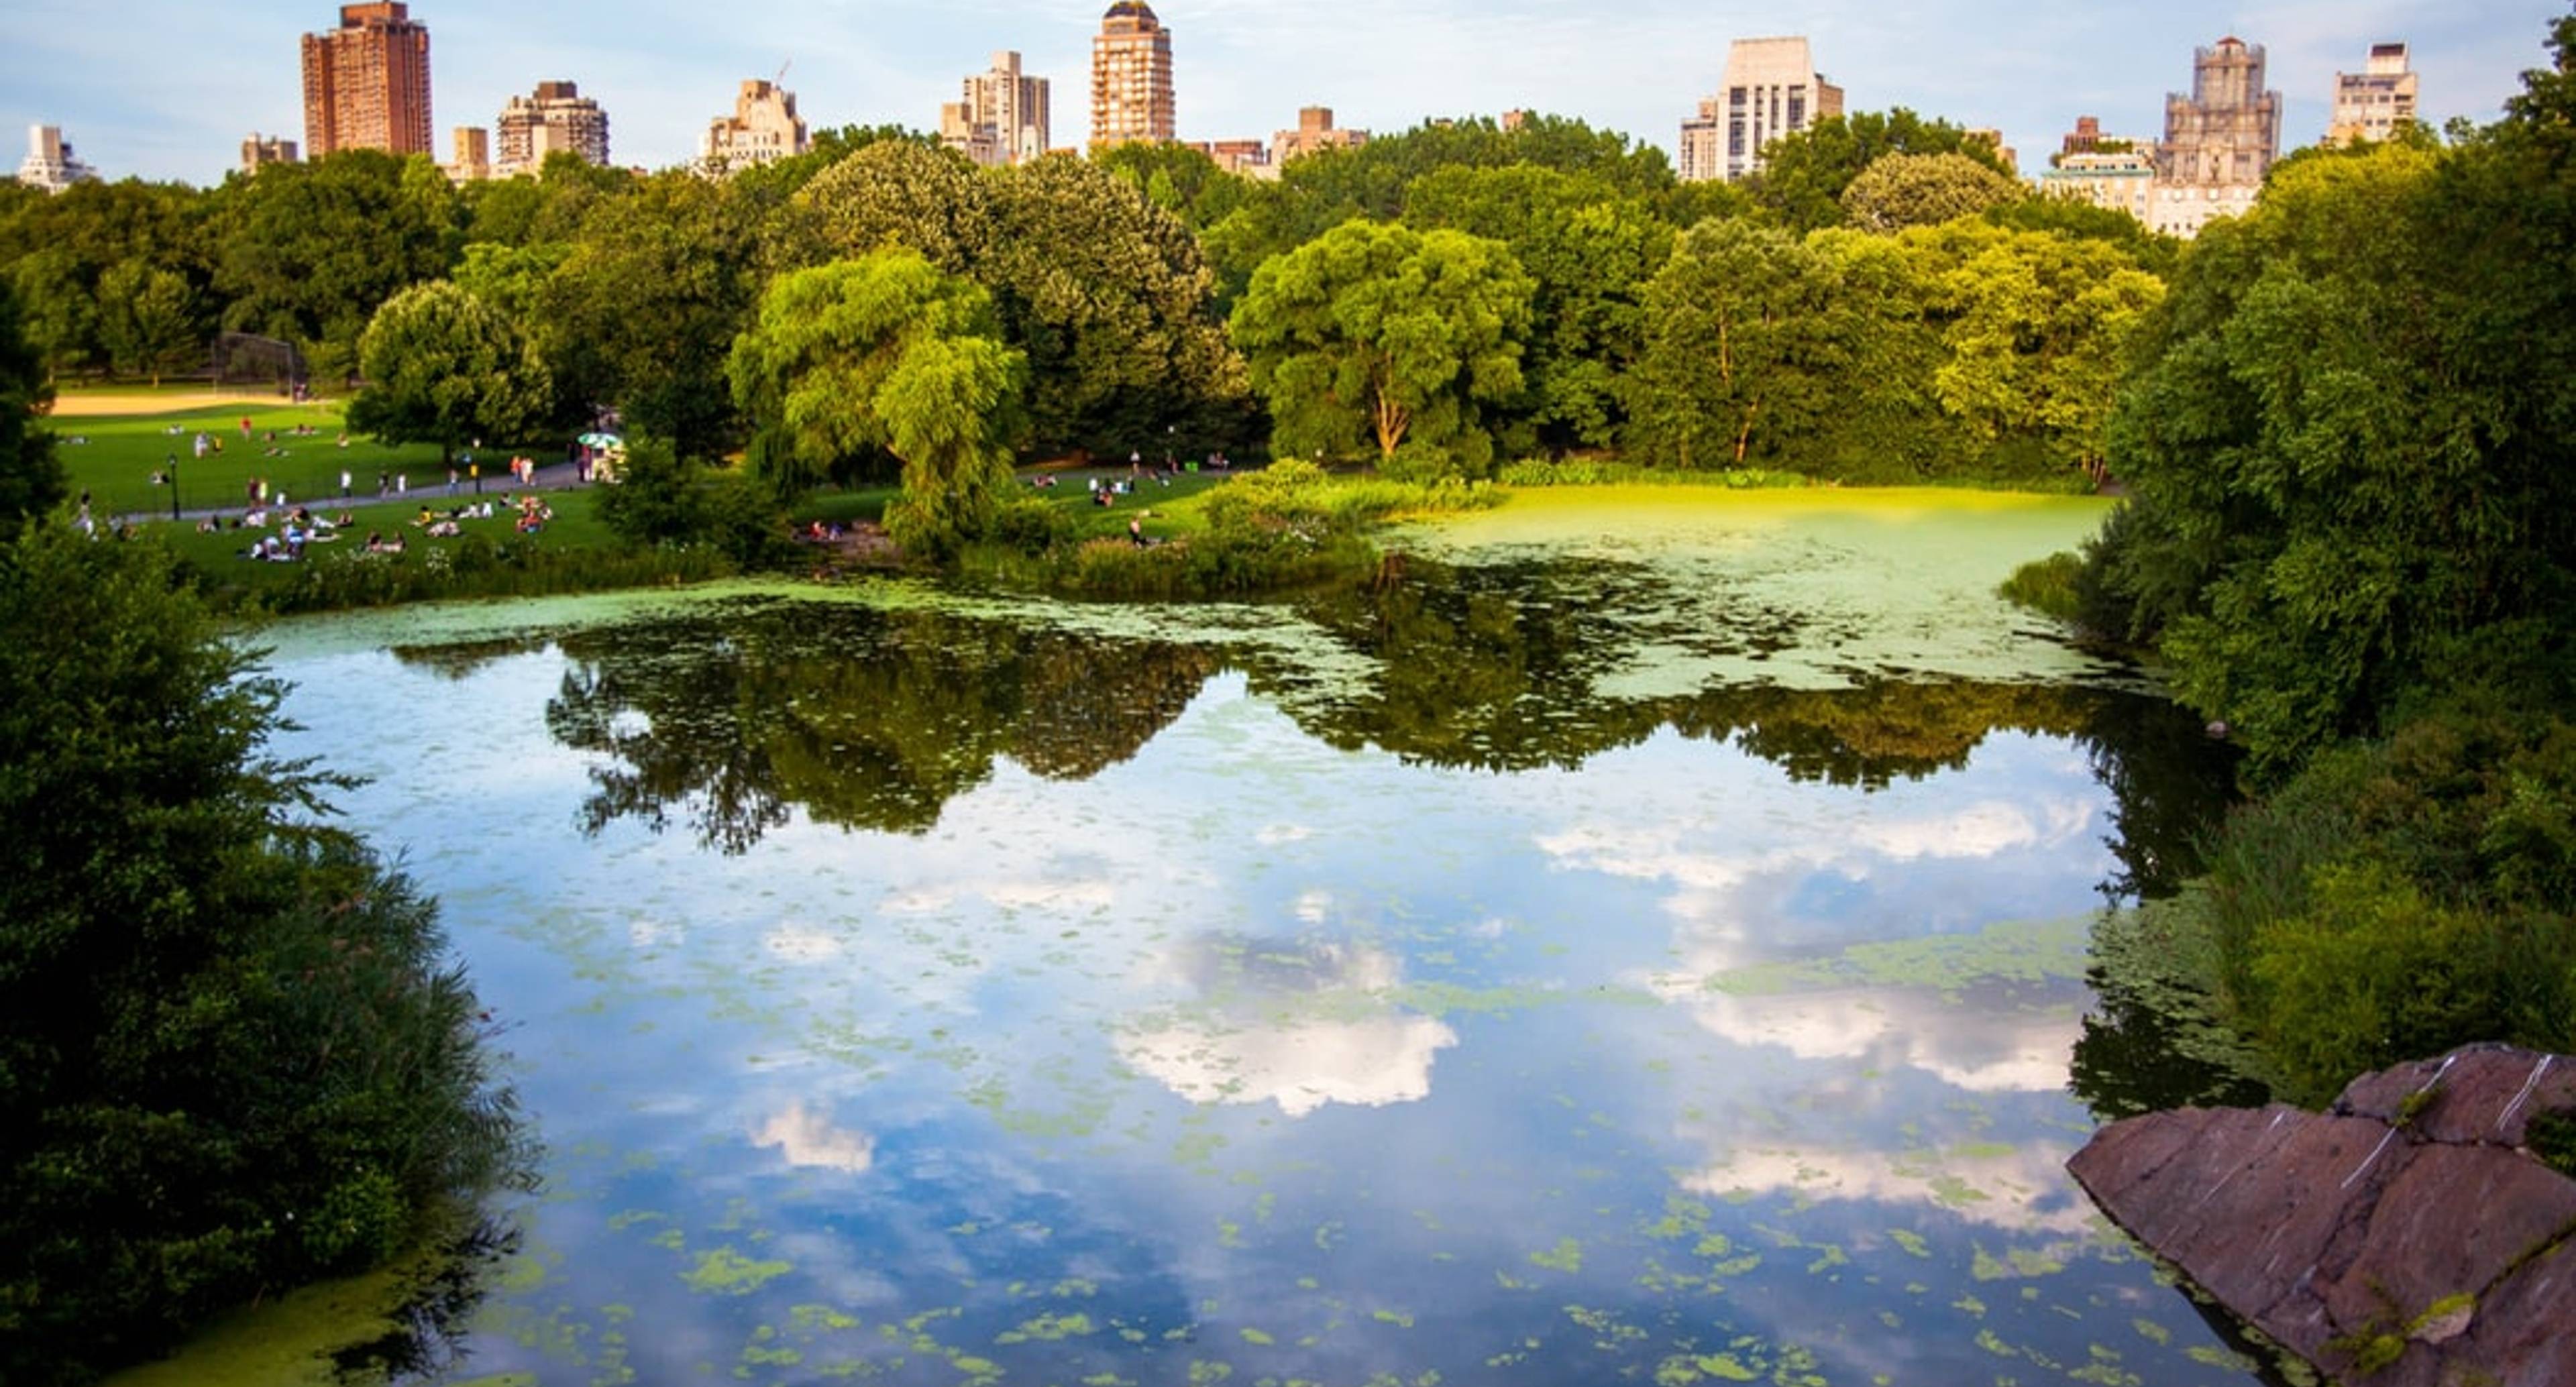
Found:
<box><xmin>208</xmin><ymin>492</ymin><xmax>2278</xmax><ymax>1386</ymax></box>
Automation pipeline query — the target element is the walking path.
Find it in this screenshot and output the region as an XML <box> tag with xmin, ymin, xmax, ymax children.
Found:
<box><xmin>115</xmin><ymin>461</ymin><xmax>595</xmax><ymax>526</ymax></box>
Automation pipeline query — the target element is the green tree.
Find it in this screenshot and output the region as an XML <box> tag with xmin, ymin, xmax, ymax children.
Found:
<box><xmin>211</xmin><ymin>150</ymin><xmax>462</xmax><ymax>382</ymax></box>
<box><xmin>539</xmin><ymin>170</ymin><xmax>763</xmax><ymax>457</ymax></box>
<box><xmin>794</xmin><ymin>148</ymin><xmax>1248</xmax><ymax>459</ymax></box>
<box><xmin>1403</xmin><ymin>165</ymin><xmax>1674</xmax><ymax>453</ymax></box>
<box><xmin>1748</xmin><ymin>109</ymin><xmax>2015</xmax><ymax>232</ymax></box>
<box><xmin>347</xmin><ymin>281</ymin><xmax>552</xmax><ymax>467</ymax></box>
<box><xmin>0</xmin><ymin>276</ymin><xmax>65</xmax><ymax>537</ymax></box>
<box><xmin>94</xmin><ymin>258</ymin><xmax>199</xmax><ymax>386</ymax></box>
<box><xmin>1627</xmin><ymin>219</ymin><xmax>1842</xmax><ymax>467</ymax></box>
<box><xmin>4</xmin><ymin>249</ymin><xmax>97</xmax><ymax>382</ymax></box>
<box><xmin>727</xmin><ymin>251</ymin><xmax>1026</xmax><ymax>556</ymax></box>
<box><xmin>1840</xmin><ymin>152</ymin><xmax>2027</xmax><ymax>233</ymax></box>
<box><xmin>1094</xmin><ymin>140</ymin><xmax>1253</xmax><ymax>230</ymax></box>
<box><xmin>1911</xmin><ymin>221</ymin><xmax>2163</xmax><ymax>484</ymax></box>
<box><xmin>1230</xmin><ymin>219</ymin><xmax>1535</xmax><ymax>478</ymax></box>
<box><xmin>0</xmin><ymin>522</ymin><xmax>527</xmax><ymax>1386</ymax></box>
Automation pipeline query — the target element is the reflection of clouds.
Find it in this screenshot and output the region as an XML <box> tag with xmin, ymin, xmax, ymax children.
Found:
<box><xmin>1292</xmin><ymin>889</ymin><xmax>1334</xmax><ymax>924</ymax></box>
<box><xmin>1854</xmin><ymin>799</ymin><xmax>2091</xmax><ymax>862</ymax></box>
<box><xmin>752</xmin><ymin>1102</ymin><xmax>876</xmax><ymax>1174</ymax></box>
<box><xmin>764</xmin><ymin>926</ymin><xmax>843</xmax><ymax>962</ymax></box>
<box><xmin>1681</xmin><ymin>1141</ymin><xmax>2095</xmax><ymax>1237</ymax></box>
<box><xmin>1684</xmin><ymin>989</ymin><xmax>2081</xmax><ymax>1095</ymax></box>
<box><xmin>1119</xmin><ymin>940</ymin><xmax>1456</xmax><ymax>1118</ymax></box>
<box><xmin>1118</xmin><ymin>1013</ymin><xmax>1460</xmax><ymax>1118</ymax></box>
<box><xmin>1256</xmin><ymin>823</ymin><xmax>1315</xmax><ymax>846</ymax></box>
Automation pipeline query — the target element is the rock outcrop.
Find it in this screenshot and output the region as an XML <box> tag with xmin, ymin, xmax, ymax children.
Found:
<box><xmin>2070</xmin><ymin>1045</ymin><xmax>2576</xmax><ymax>1387</ymax></box>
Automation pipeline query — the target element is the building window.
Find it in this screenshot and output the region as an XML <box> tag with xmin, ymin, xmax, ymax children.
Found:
<box><xmin>1788</xmin><ymin>94</ymin><xmax>1805</xmax><ymax>127</ymax></box>
<box><xmin>1729</xmin><ymin>121</ymin><xmax>1744</xmax><ymax>157</ymax></box>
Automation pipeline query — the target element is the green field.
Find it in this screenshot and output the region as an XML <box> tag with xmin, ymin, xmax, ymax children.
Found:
<box><xmin>54</xmin><ymin>399</ymin><xmax>546</xmax><ymax>522</ymax></box>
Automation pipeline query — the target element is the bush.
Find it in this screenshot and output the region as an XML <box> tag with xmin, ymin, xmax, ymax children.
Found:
<box><xmin>2187</xmin><ymin>696</ymin><xmax>2576</xmax><ymax>1103</ymax></box>
<box><xmin>0</xmin><ymin>522</ymin><xmax>530</xmax><ymax>1384</ymax></box>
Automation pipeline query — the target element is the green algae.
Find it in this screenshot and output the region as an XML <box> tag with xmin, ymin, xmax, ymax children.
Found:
<box><xmin>1528</xmin><ymin>1237</ymin><xmax>1585</xmax><ymax>1272</ymax></box>
<box><xmin>682</xmin><ymin>1248</ymin><xmax>792</xmax><ymax>1296</ymax></box>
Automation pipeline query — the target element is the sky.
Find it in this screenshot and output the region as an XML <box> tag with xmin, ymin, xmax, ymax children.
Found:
<box><xmin>2</xmin><ymin>0</ymin><xmax>2566</xmax><ymax>186</ymax></box>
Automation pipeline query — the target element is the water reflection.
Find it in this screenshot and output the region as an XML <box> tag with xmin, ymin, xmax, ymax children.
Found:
<box><xmin>539</xmin><ymin>569</ymin><xmax>2236</xmax><ymax>903</ymax></box>
<box><xmin>221</xmin><ymin>516</ymin><xmax>2282</xmax><ymax>1386</ymax></box>
<box><xmin>542</xmin><ymin>599</ymin><xmax>1220</xmax><ymax>849</ymax></box>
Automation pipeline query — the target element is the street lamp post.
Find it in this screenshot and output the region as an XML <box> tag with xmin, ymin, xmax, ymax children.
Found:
<box><xmin>166</xmin><ymin>454</ymin><xmax>180</xmax><ymax>523</ymax></box>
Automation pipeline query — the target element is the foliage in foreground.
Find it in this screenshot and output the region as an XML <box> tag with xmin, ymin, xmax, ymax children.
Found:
<box><xmin>0</xmin><ymin>522</ymin><xmax>531</xmax><ymax>1385</ymax></box>
<box><xmin>2155</xmin><ymin>688</ymin><xmax>2576</xmax><ymax>1105</ymax></box>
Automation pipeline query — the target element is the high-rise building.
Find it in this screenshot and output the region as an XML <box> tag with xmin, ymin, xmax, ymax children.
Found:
<box><xmin>1678</xmin><ymin>38</ymin><xmax>1843</xmax><ymax>183</ymax></box>
<box><xmin>496</xmin><ymin>80</ymin><xmax>610</xmax><ymax>176</ymax></box>
<box><xmin>17</xmin><ymin>125</ymin><xmax>99</xmax><ymax>194</ymax></box>
<box><xmin>2328</xmin><ymin>42</ymin><xmax>2418</xmax><ymax>145</ymax></box>
<box><xmin>2149</xmin><ymin>36</ymin><xmax>2282</xmax><ymax>237</ymax></box>
<box><xmin>700</xmin><ymin>79</ymin><xmax>809</xmax><ymax>174</ymax></box>
<box><xmin>1091</xmin><ymin>1</ymin><xmax>1175</xmax><ymax>148</ymax></box>
<box><xmin>941</xmin><ymin>51</ymin><xmax>1050</xmax><ymax>168</ymax></box>
<box><xmin>241</xmin><ymin>133</ymin><xmax>300</xmax><ymax>174</ymax></box>
<box><xmin>301</xmin><ymin>2</ymin><xmax>433</xmax><ymax>159</ymax></box>
<box><xmin>1272</xmin><ymin>106</ymin><xmax>1367</xmax><ymax>167</ymax></box>
<box><xmin>445</xmin><ymin>125</ymin><xmax>490</xmax><ymax>183</ymax></box>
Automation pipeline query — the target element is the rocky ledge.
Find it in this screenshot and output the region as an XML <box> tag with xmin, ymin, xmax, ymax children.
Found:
<box><xmin>2070</xmin><ymin>1045</ymin><xmax>2576</xmax><ymax>1387</ymax></box>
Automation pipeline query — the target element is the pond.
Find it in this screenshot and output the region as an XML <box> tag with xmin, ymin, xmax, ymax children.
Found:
<box><xmin>174</xmin><ymin>492</ymin><xmax>2281</xmax><ymax>1386</ymax></box>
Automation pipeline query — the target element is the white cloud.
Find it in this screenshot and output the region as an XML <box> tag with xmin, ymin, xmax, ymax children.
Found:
<box><xmin>751</xmin><ymin>1101</ymin><xmax>877</xmax><ymax>1174</ymax></box>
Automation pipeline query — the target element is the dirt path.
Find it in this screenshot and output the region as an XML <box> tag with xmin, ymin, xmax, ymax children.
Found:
<box><xmin>52</xmin><ymin>390</ymin><xmax>309</xmax><ymax>419</ymax></box>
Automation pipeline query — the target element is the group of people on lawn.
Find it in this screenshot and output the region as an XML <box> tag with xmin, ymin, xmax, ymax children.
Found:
<box><xmin>235</xmin><ymin>491</ymin><xmax>553</xmax><ymax>561</ymax></box>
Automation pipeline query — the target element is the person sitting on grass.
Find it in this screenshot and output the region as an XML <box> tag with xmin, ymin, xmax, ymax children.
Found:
<box><xmin>415</xmin><ymin>506</ymin><xmax>435</xmax><ymax>527</ymax></box>
<box><xmin>425</xmin><ymin>519</ymin><xmax>462</xmax><ymax>539</ymax></box>
<box><xmin>196</xmin><ymin>515</ymin><xmax>220</xmax><ymax>535</ymax></box>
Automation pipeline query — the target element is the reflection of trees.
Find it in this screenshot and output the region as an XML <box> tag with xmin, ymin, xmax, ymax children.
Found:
<box><xmin>2070</xmin><ymin>901</ymin><xmax>2270</xmax><ymax>1122</ymax></box>
<box><xmin>1267</xmin><ymin>557</ymin><xmax>2237</xmax><ymax>893</ymax></box>
<box><xmin>328</xmin><ymin>1216</ymin><xmax>517</xmax><ymax>1383</ymax></box>
<box><xmin>545</xmin><ymin>599</ymin><xmax>1219</xmax><ymax>851</ymax></box>
<box><xmin>388</xmin><ymin>635</ymin><xmax>552</xmax><ymax>681</ymax></box>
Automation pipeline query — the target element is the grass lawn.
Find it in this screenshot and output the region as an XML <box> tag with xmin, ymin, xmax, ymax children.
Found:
<box><xmin>147</xmin><ymin>486</ymin><xmax>619</xmax><ymax>596</ymax></box>
<box><xmin>53</xmin><ymin>398</ymin><xmax>549</xmax><ymax>523</ymax></box>
<box><xmin>786</xmin><ymin>468</ymin><xmax>1240</xmax><ymax>545</ymax></box>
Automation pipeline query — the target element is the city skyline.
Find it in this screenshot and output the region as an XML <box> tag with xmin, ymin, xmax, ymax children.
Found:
<box><xmin>2</xmin><ymin>0</ymin><xmax>2563</xmax><ymax>186</ymax></box>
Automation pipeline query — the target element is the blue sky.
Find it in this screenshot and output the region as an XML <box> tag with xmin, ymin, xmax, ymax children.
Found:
<box><xmin>3</xmin><ymin>0</ymin><xmax>2565</xmax><ymax>185</ymax></box>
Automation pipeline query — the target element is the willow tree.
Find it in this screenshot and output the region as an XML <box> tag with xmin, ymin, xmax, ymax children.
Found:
<box><xmin>727</xmin><ymin>249</ymin><xmax>1026</xmax><ymax>557</ymax></box>
<box><xmin>1228</xmin><ymin>219</ymin><xmax>1533</xmax><ymax>480</ymax></box>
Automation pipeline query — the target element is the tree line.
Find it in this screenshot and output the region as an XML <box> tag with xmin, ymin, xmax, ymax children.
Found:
<box><xmin>0</xmin><ymin>106</ymin><xmax>2174</xmax><ymax>517</ymax></box>
<box><xmin>2039</xmin><ymin>11</ymin><xmax>2576</xmax><ymax>1106</ymax></box>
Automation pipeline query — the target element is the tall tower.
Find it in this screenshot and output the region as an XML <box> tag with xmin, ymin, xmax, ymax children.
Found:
<box><xmin>300</xmin><ymin>3</ymin><xmax>433</xmax><ymax>158</ymax></box>
<box><xmin>1678</xmin><ymin>37</ymin><xmax>1843</xmax><ymax>183</ymax></box>
<box><xmin>2149</xmin><ymin>37</ymin><xmax>2282</xmax><ymax>237</ymax></box>
<box><xmin>941</xmin><ymin>51</ymin><xmax>1051</xmax><ymax>167</ymax></box>
<box><xmin>2328</xmin><ymin>43</ymin><xmax>2418</xmax><ymax>145</ymax></box>
<box><xmin>1090</xmin><ymin>1</ymin><xmax>1175</xmax><ymax>149</ymax></box>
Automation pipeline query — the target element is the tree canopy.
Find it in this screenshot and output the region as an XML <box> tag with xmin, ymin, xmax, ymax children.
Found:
<box><xmin>0</xmin><ymin>276</ymin><xmax>64</xmax><ymax>537</ymax></box>
<box><xmin>1229</xmin><ymin>219</ymin><xmax>1534</xmax><ymax>478</ymax></box>
<box><xmin>347</xmin><ymin>280</ymin><xmax>552</xmax><ymax>466</ymax></box>
<box><xmin>728</xmin><ymin>250</ymin><xmax>1026</xmax><ymax>554</ymax></box>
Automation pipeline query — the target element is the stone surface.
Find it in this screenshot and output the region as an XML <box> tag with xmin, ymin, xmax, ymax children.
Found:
<box><xmin>2070</xmin><ymin>1046</ymin><xmax>2576</xmax><ymax>1386</ymax></box>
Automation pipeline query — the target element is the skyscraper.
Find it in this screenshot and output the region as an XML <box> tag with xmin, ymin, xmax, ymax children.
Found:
<box><xmin>301</xmin><ymin>3</ymin><xmax>433</xmax><ymax>159</ymax></box>
<box><xmin>1091</xmin><ymin>1</ymin><xmax>1175</xmax><ymax>149</ymax></box>
<box><xmin>941</xmin><ymin>51</ymin><xmax>1050</xmax><ymax>168</ymax></box>
<box><xmin>2149</xmin><ymin>37</ymin><xmax>2282</xmax><ymax>237</ymax></box>
<box><xmin>496</xmin><ymin>80</ymin><xmax>610</xmax><ymax>176</ymax></box>
<box><xmin>2328</xmin><ymin>43</ymin><xmax>2418</xmax><ymax>146</ymax></box>
<box><xmin>1678</xmin><ymin>38</ymin><xmax>1843</xmax><ymax>183</ymax></box>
